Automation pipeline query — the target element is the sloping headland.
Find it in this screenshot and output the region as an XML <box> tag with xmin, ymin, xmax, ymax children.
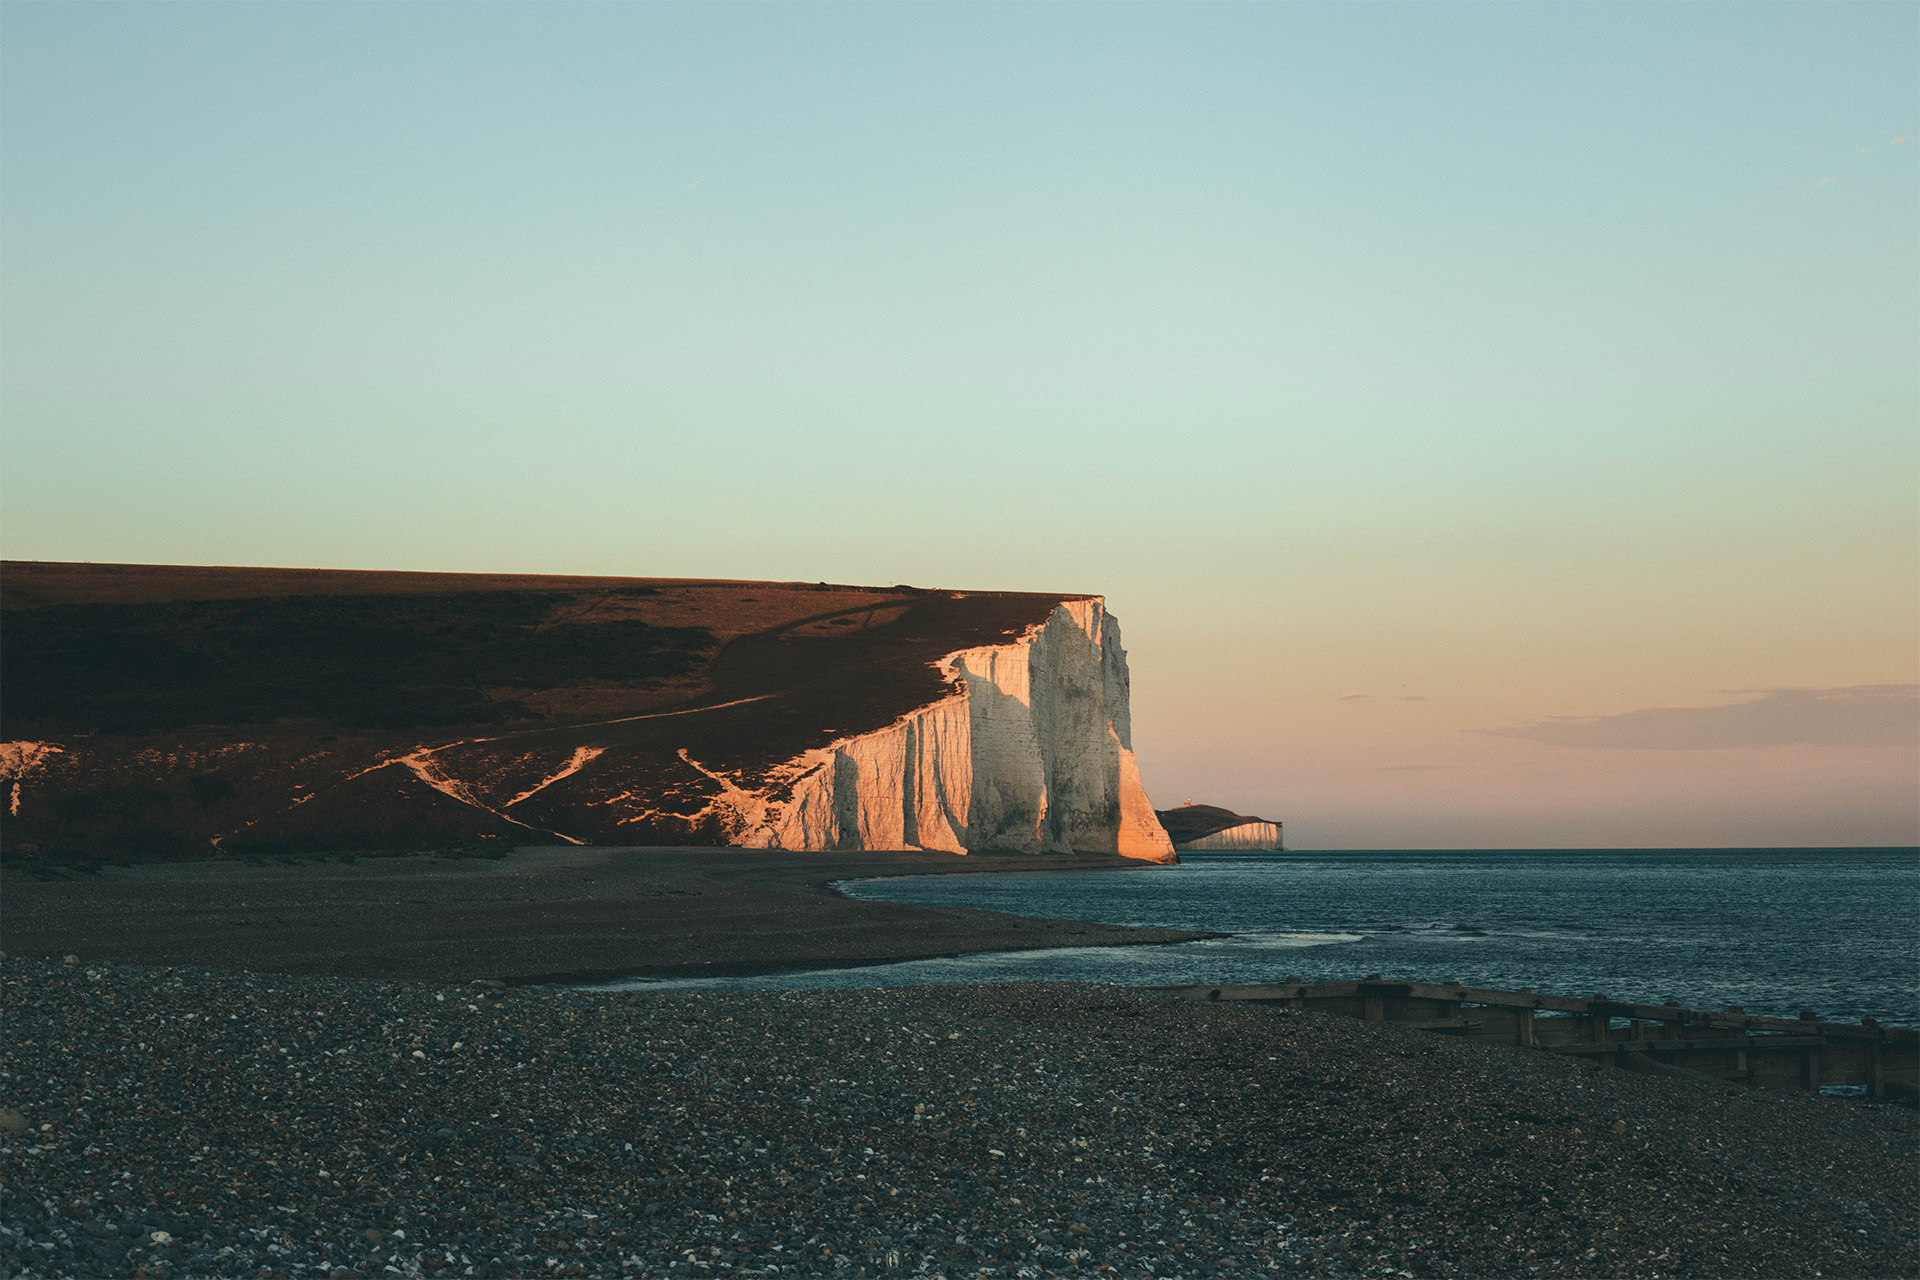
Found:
<box><xmin>1</xmin><ymin>561</ymin><xmax>1172</xmax><ymax>862</ymax></box>
<box><xmin>1154</xmin><ymin>803</ymin><xmax>1285</xmax><ymax>851</ymax></box>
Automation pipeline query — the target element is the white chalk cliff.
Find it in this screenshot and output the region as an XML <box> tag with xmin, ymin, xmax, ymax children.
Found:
<box><xmin>2</xmin><ymin>565</ymin><xmax>1187</xmax><ymax>861</ymax></box>
<box><xmin>1177</xmin><ymin>821</ymin><xmax>1284</xmax><ymax>851</ymax></box>
<box><xmin>695</xmin><ymin>600</ymin><xmax>1176</xmax><ymax>862</ymax></box>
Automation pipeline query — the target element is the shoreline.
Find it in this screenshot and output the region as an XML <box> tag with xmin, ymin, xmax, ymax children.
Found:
<box><xmin>0</xmin><ymin>844</ymin><xmax>1217</xmax><ymax>985</ymax></box>
<box><xmin>546</xmin><ymin>933</ymin><xmax>1221</xmax><ymax>990</ymax></box>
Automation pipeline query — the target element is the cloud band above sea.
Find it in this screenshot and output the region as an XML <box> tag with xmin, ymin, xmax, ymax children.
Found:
<box><xmin>1477</xmin><ymin>685</ymin><xmax>1919</xmax><ymax>751</ymax></box>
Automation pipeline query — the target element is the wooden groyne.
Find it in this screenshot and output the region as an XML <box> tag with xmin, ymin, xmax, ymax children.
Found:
<box><xmin>1160</xmin><ymin>976</ymin><xmax>1919</xmax><ymax>1100</ymax></box>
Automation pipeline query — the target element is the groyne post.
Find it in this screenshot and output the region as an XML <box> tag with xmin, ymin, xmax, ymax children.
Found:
<box><xmin>1799</xmin><ymin>1012</ymin><xmax>1821</xmax><ymax>1091</ymax></box>
<box><xmin>1865</xmin><ymin>1020</ymin><xmax>1885</xmax><ymax>1099</ymax></box>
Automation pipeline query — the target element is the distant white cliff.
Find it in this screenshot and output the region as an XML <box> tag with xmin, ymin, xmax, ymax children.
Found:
<box><xmin>697</xmin><ymin>599</ymin><xmax>1176</xmax><ymax>862</ymax></box>
<box><xmin>1177</xmin><ymin>821</ymin><xmax>1284</xmax><ymax>852</ymax></box>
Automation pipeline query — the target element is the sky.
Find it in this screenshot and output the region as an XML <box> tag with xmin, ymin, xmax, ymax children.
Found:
<box><xmin>2</xmin><ymin>1</ymin><xmax>1915</xmax><ymax>848</ymax></box>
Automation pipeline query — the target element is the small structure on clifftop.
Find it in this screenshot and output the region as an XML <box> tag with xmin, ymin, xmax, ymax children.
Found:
<box><xmin>1153</xmin><ymin>801</ymin><xmax>1284</xmax><ymax>851</ymax></box>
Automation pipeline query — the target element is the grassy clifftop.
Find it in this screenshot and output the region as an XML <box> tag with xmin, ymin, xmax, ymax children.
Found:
<box><xmin>1</xmin><ymin>562</ymin><xmax>1081</xmax><ymax>858</ymax></box>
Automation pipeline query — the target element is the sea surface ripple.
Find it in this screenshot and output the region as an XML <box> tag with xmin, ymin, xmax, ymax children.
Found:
<box><xmin>603</xmin><ymin>848</ymin><xmax>1920</xmax><ymax>1025</ymax></box>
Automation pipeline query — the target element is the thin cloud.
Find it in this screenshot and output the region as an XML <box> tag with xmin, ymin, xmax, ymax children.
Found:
<box><xmin>1476</xmin><ymin>685</ymin><xmax>1918</xmax><ymax>751</ymax></box>
<box><xmin>1894</xmin><ymin>136</ymin><xmax>1908</xmax><ymax>145</ymax></box>
<box><xmin>1399</xmin><ymin>695</ymin><xmax>1428</xmax><ymax>702</ymax></box>
<box><xmin>1818</xmin><ymin>176</ymin><xmax>1838</xmax><ymax>187</ymax></box>
<box><xmin>1338</xmin><ymin>692</ymin><xmax>1371</xmax><ymax>701</ymax></box>
<box><xmin>1372</xmin><ymin>764</ymin><xmax>1456</xmax><ymax>772</ymax></box>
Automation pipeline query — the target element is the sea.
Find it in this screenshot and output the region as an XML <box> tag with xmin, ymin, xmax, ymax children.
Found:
<box><xmin>596</xmin><ymin>848</ymin><xmax>1920</xmax><ymax>1026</ymax></box>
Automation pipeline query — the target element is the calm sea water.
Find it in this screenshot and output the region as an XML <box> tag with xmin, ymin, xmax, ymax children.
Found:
<box><xmin>599</xmin><ymin>849</ymin><xmax>1920</xmax><ymax>1026</ymax></box>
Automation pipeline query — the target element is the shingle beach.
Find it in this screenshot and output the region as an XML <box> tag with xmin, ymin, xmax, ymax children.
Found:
<box><xmin>4</xmin><ymin>957</ymin><xmax>1915</xmax><ymax>1280</ymax></box>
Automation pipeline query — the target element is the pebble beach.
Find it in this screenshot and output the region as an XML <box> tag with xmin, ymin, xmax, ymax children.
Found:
<box><xmin>3</xmin><ymin>957</ymin><xmax>1915</xmax><ymax>1280</ymax></box>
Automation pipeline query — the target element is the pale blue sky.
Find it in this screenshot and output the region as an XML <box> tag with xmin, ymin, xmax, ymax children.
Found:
<box><xmin>3</xmin><ymin>2</ymin><xmax>1915</xmax><ymax>845</ymax></box>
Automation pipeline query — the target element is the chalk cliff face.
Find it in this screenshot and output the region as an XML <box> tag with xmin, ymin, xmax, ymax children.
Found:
<box><xmin>1154</xmin><ymin>802</ymin><xmax>1284</xmax><ymax>852</ymax></box>
<box><xmin>1177</xmin><ymin>822</ymin><xmax>1284</xmax><ymax>852</ymax></box>
<box><xmin>712</xmin><ymin>601</ymin><xmax>1174</xmax><ymax>861</ymax></box>
<box><xmin>2</xmin><ymin>563</ymin><xmax>1175</xmax><ymax>861</ymax></box>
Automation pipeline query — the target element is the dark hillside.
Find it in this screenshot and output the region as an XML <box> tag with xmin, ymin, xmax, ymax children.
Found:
<box><xmin>0</xmin><ymin>562</ymin><xmax>1080</xmax><ymax>858</ymax></box>
<box><xmin>1154</xmin><ymin>803</ymin><xmax>1281</xmax><ymax>845</ymax></box>
<box><xmin>3</xmin><ymin>588</ymin><xmax>714</xmax><ymax>736</ymax></box>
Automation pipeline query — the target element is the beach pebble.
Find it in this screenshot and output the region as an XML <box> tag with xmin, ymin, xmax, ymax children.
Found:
<box><xmin>0</xmin><ymin>954</ymin><xmax>1913</xmax><ymax>1280</ymax></box>
<box><xmin>0</xmin><ymin>1109</ymin><xmax>26</xmax><ymax>1136</ymax></box>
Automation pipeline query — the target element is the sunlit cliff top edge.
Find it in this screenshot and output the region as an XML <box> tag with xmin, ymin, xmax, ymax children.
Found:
<box><xmin>0</xmin><ymin>559</ymin><xmax>1097</xmax><ymax>610</ymax></box>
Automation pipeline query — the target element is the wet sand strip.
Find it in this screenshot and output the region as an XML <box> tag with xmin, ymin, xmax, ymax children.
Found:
<box><xmin>0</xmin><ymin>845</ymin><xmax>1212</xmax><ymax>984</ymax></box>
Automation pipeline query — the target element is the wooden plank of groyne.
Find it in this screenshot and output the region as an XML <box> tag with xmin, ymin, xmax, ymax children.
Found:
<box><xmin>1618</xmin><ymin>1051</ymin><xmax>1735</xmax><ymax>1088</ymax></box>
<box><xmin>1547</xmin><ymin>1035</ymin><xmax>1828</xmax><ymax>1055</ymax></box>
<box><xmin>1155</xmin><ymin>981</ymin><xmax>1911</xmax><ymax>1042</ymax></box>
<box><xmin>1431</xmin><ymin>986</ymin><xmax>1895</xmax><ymax>1040</ymax></box>
<box><xmin>1157</xmin><ymin>979</ymin><xmax>1918</xmax><ymax>1097</ymax></box>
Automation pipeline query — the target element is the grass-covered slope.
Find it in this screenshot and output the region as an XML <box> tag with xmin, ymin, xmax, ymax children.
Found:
<box><xmin>0</xmin><ymin>562</ymin><xmax>1076</xmax><ymax>858</ymax></box>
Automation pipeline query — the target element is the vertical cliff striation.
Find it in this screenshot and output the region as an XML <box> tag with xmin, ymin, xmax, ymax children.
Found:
<box><xmin>704</xmin><ymin>600</ymin><xmax>1174</xmax><ymax>861</ymax></box>
<box><xmin>1175</xmin><ymin>822</ymin><xmax>1283</xmax><ymax>851</ymax></box>
<box><xmin>1154</xmin><ymin>803</ymin><xmax>1284</xmax><ymax>852</ymax></box>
